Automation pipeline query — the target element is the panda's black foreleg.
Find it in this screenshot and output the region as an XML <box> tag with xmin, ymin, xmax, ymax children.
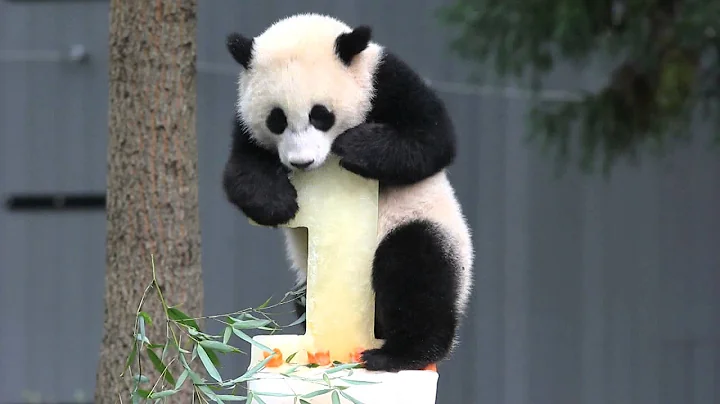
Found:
<box><xmin>331</xmin><ymin>122</ymin><xmax>455</xmax><ymax>187</ymax></box>
<box><xmin>361</xmin><ymin>219</ymin><xmax>460</xmax><ymax>372</ymax></box>
<box><xmin>222</xmin><ymin>119</ymin><xmax>299</xmax><ymax>227</ymax></box>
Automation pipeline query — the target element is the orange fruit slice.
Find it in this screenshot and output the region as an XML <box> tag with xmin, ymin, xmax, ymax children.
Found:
<box><xmin>262</xmin><ymin>348</ymin><xmax>284</xmax><ymax>367</ymax></box>
<box><xmin>423</xmin><ymin>363</ymin><xmax>437</xmax><ymax>372</ymax></box>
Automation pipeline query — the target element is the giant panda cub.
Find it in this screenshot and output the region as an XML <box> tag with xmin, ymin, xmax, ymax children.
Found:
<box><xmin>222</xmin><ymin>13</ymin><xmax>474</xmax><ymax>372</ymax></box>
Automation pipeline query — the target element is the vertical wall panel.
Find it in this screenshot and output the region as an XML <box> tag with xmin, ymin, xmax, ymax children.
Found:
<box><xmin>580</xmin><ymin>176</ymin><xmax>608</xmax><ymax>404</ymax></box>
<box><xmin>502</xmin><ymin>97</ymin><xmax>531</xmax><ymax>404</ymax></box>
<box><xmin>463</xmin><ymin>93</ymin><xmax>503</xmax><ymax>404</ymax></box>
<box><xmin>526</xmin><ymin>138</ymin><xmax>585</xmax><ymax>404</ymax></box>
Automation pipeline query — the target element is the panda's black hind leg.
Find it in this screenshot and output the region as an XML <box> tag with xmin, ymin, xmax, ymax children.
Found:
<box><xmin>362</xmin><ymin>219</ymin><xmax>460</xmax><ymax>372</ymax></box>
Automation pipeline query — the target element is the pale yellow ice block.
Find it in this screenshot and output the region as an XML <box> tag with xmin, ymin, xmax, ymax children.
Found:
<box><xmin>249</xmin><ymin>155</ymin><xmax>383</xmax><ymax>364</ymax></box>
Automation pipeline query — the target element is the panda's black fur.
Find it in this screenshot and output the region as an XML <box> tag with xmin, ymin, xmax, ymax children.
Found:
<box><xmin>222</xmin><ymin>14</ymin><xmax>472</xmax><ymax>372</ymax></box>
<box><xmin>331</xmin><ymin>50</ymin><xmax>456</xmax><ymax>186</ymax></box>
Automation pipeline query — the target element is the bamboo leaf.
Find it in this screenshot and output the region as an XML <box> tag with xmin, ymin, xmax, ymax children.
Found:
<box><xmin>167</xmin><ymin>307</ymin><xmax>200</xmax><ymax>330</ymax></box>
<box><xmin>242</xmin><ymin>354</ymin><xmax>276</xmax><ymax>380</ymax></box>
<box><xmin>138</xmin><ymin>316</ymin><xmax>147</xmax><ymax>345</ymax></box>
<box><xmin>199</xmin><ymin>340</ymin><xmax>237</xmax><ymax>353</ymax></box>
<box><xmin>146</xmin><ymin>349</ymin><xmax>176</xmax><ymax>386</ymax></box>
<box><xmin>135</xmin><ymin>333</ymin><xmax>150</xmax><ymax>344</ymax></box>
<box><xmin>186</xmin><ymin>369</ymin><xmax>205</xmax><ymax>385</ymax></box>
<box><xmin>139</xmin><ymin>311</ymin><xmax>153</xmax><ymax>327</ymax></box>
<box><xmin>231</xmin><ymin>328</ymin><xmax>273</xmax><ymax>353</ymax></box>
<box><xmin>331</xmin><ymin>391</ymin><xmax>341</xmax><ymax>404</ymax></box>
<box><xmin>339</xmin><ymin>378</ymin><xmax>380</xmax><ymax>386</ymax></box>
<box><xmin>339</xmin><ymin>391</ymin><xmax>364</xmax><ymax>404</ymax></box>
<box><xmin>197</xmin><ymin>344</ymin><xmax>223</xmax><ymax>382</ymax></box>
<box><xmin>161</xmin><ymin>340</ymin><xmax>169</xmax><ymax>362</ymax></box>
<box><xmin>256</xmin><ymin>295</ymin><xmax>273</xmax><ymax>309</ymax></box>
<box><xmin>197</xmin><ymin>384</ymin><xmax>220</xmax><ymax>402</ymax></box>
<box><xmin>133</xmin><ymin>374</ymin><xmax>150</xmax><ymax>384</ymax></box>
<box><xmin>215</xmin><ymin>394</ymin><xmax>248</xmax><ymax>401</ymax></box>
<box><xmin>286</xmin><ymin>312</ymin><xmax>306</xmax><ymax>327</ymax></box>
<box><xmin>281</xmin><ymin>365</ymin><xmax>301</xmax><ymax>376</ymax></box>
<box><xmin>254</xmin><ymin>391</ymin><xmax>296</xmax><ymax>397</ymax></box>
<box><xmin>178</xmin><ymin>352</ymin><xmax>206</xmax><ymax>387</ymax></box>
<box><xmin>206</xmin><ymin>346</ymin><xmax>222</xmax><ymax>366</ymax></box>
<box><xmin>231</xmin><ymin>318</ymin><xmax>273</xmax><ymax>329</ymax></box>
<box><xmin>174</xmin><ymin>369</ymin><xmax>189</xmax><ymax>390</ymax></box>
<box><xmin>134</xmin><ymin>389</ymin><xmax>151</xmax><ymax>399</ymax></box>
<box><xmin>124</xmin><ymin>341</ymin><xmax>138</xmax><ymax>371</ymax></box>
<box><xmin>149</xmin><ymin>390</ymin><xmax>178</xmax><ymax>399</ymax></box>
<box><xmin>325</xmin><ymin>363</ymin><xmax>361</xmax><ymax>374</ymax></box>
<box><xmin>301</xmin><ymin>389</ymin><xmax>333</xmax><ymax>399</ymax></box>
<box><xmin>223</xmin><ymin>326</ymin><xmax>232</xmax><ymax>344</ymax></box>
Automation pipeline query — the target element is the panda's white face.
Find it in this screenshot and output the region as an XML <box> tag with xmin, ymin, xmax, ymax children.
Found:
<box><xmin>237</xmin><ymin>62</ymin><xmax>351</xmax><ymax>171</ymax></box>
<box><xmin>234</xmin><ymin>13</ymin><xmax>382</xmax><ymax>171</ymax></box>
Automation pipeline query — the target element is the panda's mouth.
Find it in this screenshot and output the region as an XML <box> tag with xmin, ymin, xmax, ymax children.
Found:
<box><xmin>288</xmin><ymin>159</ymin><xmax>316</xmax><ymax>171</ymax></box>
<box><xmin>284</xmin><ymin>159</ymin><xmax>323</xmax><ymax>173</ymax></box>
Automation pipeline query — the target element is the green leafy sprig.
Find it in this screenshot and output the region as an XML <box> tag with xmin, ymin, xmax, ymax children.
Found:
<box><xmin>122</xmin><ymin>255</ymin><xmax>375</xmax><ymax>403</ymax></box>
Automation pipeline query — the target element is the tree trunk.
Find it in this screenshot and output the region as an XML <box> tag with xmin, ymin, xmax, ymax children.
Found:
<box><xmin>96</xmin><ymin>1</ymin><xmax>202</xmax><ymax>402</ymax></box>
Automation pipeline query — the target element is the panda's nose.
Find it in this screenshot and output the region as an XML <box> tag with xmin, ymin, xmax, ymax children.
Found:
<box><xmin>290</xmin><ymin>159</ymin><xmax>314</xmax><ymax>169</ymax></box>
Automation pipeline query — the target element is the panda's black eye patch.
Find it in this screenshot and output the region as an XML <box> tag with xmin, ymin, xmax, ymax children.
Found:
<box><xmin>309</xmin><ymin>105</ymin><xmax>335</xmax><ymax>132</ymax></box>
<box><xmin>266</xmin><ymin>107</ymin><xmax>287</xmax><ymax>135</ymax></box>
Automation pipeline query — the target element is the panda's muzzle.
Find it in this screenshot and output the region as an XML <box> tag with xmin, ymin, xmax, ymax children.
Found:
<box><xmin>279</xmin><ymin>127</ymin><xmax>330</xmax><ymax>171</ymax></box>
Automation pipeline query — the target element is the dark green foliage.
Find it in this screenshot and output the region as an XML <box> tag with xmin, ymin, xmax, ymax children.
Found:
<box><xmin>438</xmin><ymin>0</ymin><xmax>720</xmax><ymax>173</ymax></box>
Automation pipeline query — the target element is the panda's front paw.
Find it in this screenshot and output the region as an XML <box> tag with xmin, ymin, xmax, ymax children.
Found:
<box><xmin>331</xmin><ymin>123</ymin><xmax>388</xmax><ymax>179</ymax></box>
<box><xmin>224</xmin><ymin>172</ymin><xmax>299</xmax><ymax>227</ymax></box>
<box><xmin>240</xmin><ymin>190</ymin><xmax>298</xmax><ymax>227</ymax></box>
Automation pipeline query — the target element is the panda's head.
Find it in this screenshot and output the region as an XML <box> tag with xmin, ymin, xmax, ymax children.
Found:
<box><xmin>226</xmin><ymin>14</ymin><xmax>382</xmax><ymax>171</ymax></box>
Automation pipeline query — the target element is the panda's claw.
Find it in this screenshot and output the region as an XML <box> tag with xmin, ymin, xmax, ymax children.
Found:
<box><xmin>359</xmin><ymin>348</ymin><xmax>393</xmax><ymax>371</ymax></box>
<box><xmin>360</xmin><ymin>348</ymin><xmax>431</xmax><ymax>373</ymax></box>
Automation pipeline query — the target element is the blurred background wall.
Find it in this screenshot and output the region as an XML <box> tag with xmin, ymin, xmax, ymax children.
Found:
<box><xmin>0</xmin><ymin>0</ymin><xmax>718</xmax><ymax>403</ymax></box>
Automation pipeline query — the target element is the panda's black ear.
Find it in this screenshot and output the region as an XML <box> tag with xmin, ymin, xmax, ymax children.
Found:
<box><xmin>335</xmin><ymin>25</ymin><xmax>372</xmax><ymax>66</ymax></box>
<box><xmin>226</xmin><ymin>32</ymin><xmax>254</xmax><ymax>69</ymax></box>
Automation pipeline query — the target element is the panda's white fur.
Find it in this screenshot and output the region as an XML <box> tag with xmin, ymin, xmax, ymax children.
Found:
<box><xmin>224</xmin><ymin>13</ymin><xmax>474</xmax><ymax>371</ymax></box>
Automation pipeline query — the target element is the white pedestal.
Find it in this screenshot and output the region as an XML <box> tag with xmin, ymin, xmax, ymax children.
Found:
<box><xmin>246</xmin><ymin>335</ymin><xmax>439</xmax><ymax>404</ymax></box>
<box><xmin>247</xmin><ymin>367</ymin><xmax>438</xmax><ymax>404</ymax></box>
